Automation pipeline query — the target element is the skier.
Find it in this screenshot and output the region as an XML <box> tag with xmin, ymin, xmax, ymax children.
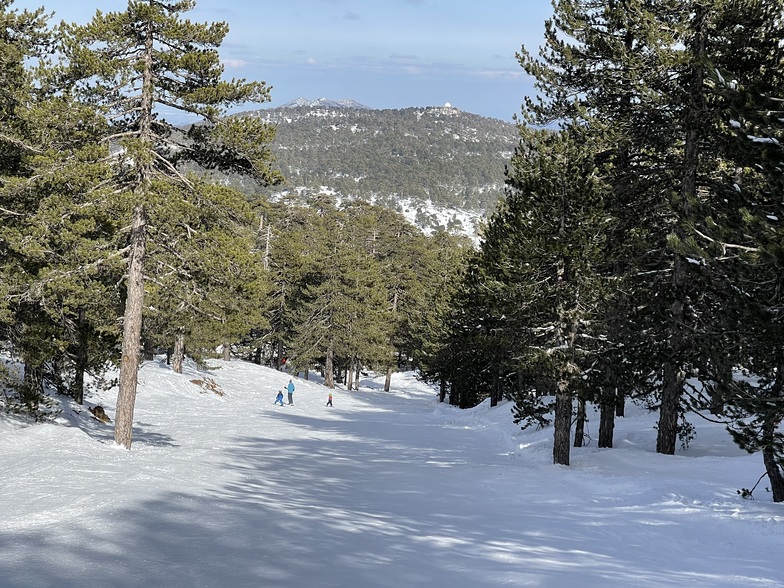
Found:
<box><xmin>326</xmin><ymin>393</ymin><xmax>333</xmax><ymax>407</ymax></box>
<box><xmin>274</xmin><ymin>390</ymin><xmax>284</xmax><ymax>406</ymax></box>
<box><xmin>287</xmin><ymin>379</ymin><xmax>295</xmax><ymax>405</ymax></box>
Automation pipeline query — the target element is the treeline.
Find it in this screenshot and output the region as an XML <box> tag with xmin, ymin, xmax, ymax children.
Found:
<box><xmin>249</xmin><ymin>194</ymin><xmax>469</xmax><ymax>390</ymax></box>
<box><xmin>0</xmin><ymin>1</ymin><xmax>469</xmax><ymax>450</ymax></box>
<box><xmin>422</xmin><ymin>1</ymin><xmax>784</xmax><ymax>499</ymax></box>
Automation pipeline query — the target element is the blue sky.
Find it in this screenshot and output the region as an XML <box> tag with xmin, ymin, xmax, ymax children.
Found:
<box><xmin>13</xmin><ymin>0</ymin><xmax>554</xmax><ymax>121</ymax></box>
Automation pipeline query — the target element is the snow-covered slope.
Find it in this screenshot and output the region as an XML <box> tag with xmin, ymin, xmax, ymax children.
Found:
<box><xmin>0</xmin><ymin>358</ymin><xmax>781</xmax><ymax>587</ymax></box>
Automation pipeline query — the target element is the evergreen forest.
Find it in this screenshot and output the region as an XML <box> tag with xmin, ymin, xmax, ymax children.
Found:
<box><xmin>1</xmin><ymin>0</ymin><xmax>784</xmax><ymax>501</ymax></box>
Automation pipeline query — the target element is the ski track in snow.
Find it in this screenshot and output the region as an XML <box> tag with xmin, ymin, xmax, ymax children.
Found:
<box><xmin>0</xmin><ymin>358</ymin><xmax>783</xmax><ymax>587</ymax></box>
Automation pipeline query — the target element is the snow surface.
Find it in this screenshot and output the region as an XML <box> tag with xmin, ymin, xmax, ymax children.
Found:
<box><xmin>1</xmin><ymin>358</ymin><xmax>783</xmax><ymax>587</ymax></box>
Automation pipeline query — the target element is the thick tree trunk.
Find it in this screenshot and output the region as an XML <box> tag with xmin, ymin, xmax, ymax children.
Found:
<box><xmin>598</xmin><ymin>391</ymin><xmax>615</xmax><ymax>448</ymax></box>
<box><xmin>354</xmin><ymin>364</ymin><xmax>360</xmax><ymax>390</ymax></box>
<box><xmin>171</xmin><ymin>327</ymin><xmax>185</xmax><ymax>374</ymax></box>
<box><xmin>573</xmin><ymin>394</ymin><xmax>586</xmax><ymax>448</ymax></box>
<box><xmin>222</xmin><ymin>341</ymin><xmax>231</xmax><ymax>361</ymax></box>
<box><xmin>439</xmin><ymin>378</ymin><xmax>447</xmax><ymax>403</ymax></box>
<box><xmin>324</xmin><ymin>343</ymin><xmax>335</xmax><ymax>389</ymax></box>
<box><xmin>115</xmin><ymin>203</ymin><xmax>147</xmax><ymax>450</ymax></box>
<box><xmin>553</xmin><ymin>388</ymin><xmax>572</xmax><ymax>466</ymax></box>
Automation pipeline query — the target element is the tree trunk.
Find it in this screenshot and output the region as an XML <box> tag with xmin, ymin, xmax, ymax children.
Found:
<box><xmin>598</xmin><ymin>391</ymin><xmax>615</xmax><ymax>448</ymax></box>
<box><xmin>762</xmin><ymin>417</ymin><xmax>784</xmax><ymax>503</ymax></box>
<box><xmin>573</xmin><ymin>394</ymin><xmax>586</xmax><ymax>448</ymax></box>
<box><xmin>222</xmin><ymin>341</ymin><xmax>231</xmax><ymax>361</ymax></box>
<box><xmin>73</xmin><ymin>307</ymin><xmax>87</xmax><ymax>405</ymax></box>
<box><xmin>384</xmin><ymin>365</ymin><xmax>393</xmax><ymax>392</ymax></box>
<box><xmin>22</xmin><ymin>362</ymin><xmax>43</xmax><ymax>411</ymax></box>
<box><xmin>354</xmin><ymin>364</ymin><xmax>360</xmax><ymax>390</ymax></box>
<box><xmin>657</xmin><ymin>362</ymin><xmax>682</xmax><ymax>455</ymax></box>
<box><xmin>439</xmin><ymin>378</ymin><xmax>447</xmax><ymax>403</ymax></box>
<box><xmin>347</xmin><ymin>361</ymin><xmax>354</xmax><ymax>390</ymax></box>
<box><xmin>615</xmin><ymin>388</ymin><xmax>625</xmax><ymax>417</ymax></box>
<box><xmin>324</xmin><ymin>342</ymin><xmax>335</xmax><ymax>389</ymax></box>
<box><xmin>490</xmin><ymin>365</ymin><xmax>501</xmax><ymax>407</ymax></box>
<box><xmin>171</xmin><ymin>327</ymin><xmax>185</xmax><ymax>374</ymax></box>
<box><xmin>449</xmin><ymin>382</ymin><xmax>460</xmax><ymax>406</ymax></box>
<box><xmin>553</xmin><ymin>388</ymin><xmax>572</xmax><ymax>466</ymax></box>
<box><xmin>115</xmin><ymin>203</ymin><xmax>147</xmax><ymax>450</ymax></box>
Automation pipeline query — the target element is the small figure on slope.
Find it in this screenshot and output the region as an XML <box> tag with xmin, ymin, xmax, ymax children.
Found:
<box><xmin>326</xmin><ymin>393</ymin><xmax>333</xmax><ymax>407</ymax></box>
<box><xmin>287</xmin><ymin>379</ymin><xmax>295</xmax><ymax>405</ymax></box>
<box><xmin>274</xmin><ymin>390</ymin><xmax>285</xmax><ymax>406</ymax></box>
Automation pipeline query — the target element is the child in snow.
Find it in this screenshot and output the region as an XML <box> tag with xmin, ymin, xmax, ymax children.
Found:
<box><xmin>274</xmin><ymin>390</ymin><xmax>284</xmax><ymax>406</ymax></box>
<box><xmin>326</xmin><ymin>393</ymin><xmax>333</xmax><ymax>407</ymax></box>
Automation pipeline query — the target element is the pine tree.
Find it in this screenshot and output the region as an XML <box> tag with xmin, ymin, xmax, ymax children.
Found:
<box><xmin>56</xmin><ymin>0</ymin><xmax>279</xmax><ymax>448</ymax></box>
<box><xmin>517</xmin><ymin>0</ymin><xmax>784</xmax><ymax>457</ymax></box>
<box><xmin>698</xmin><ymin>0</ymin><xmax>784</xmax><ymax>500</ymax></box>
<box><xmin>0</xmin><ymin>5</ymin><xmax>114</xmax><ymax>412</ymax></box>
<box><xmin>503</xmin><ymin>126</ymin><xmax>609</xmax><ymax>465</ymax></box>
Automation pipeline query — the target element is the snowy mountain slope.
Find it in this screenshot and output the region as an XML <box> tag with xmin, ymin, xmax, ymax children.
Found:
<box><xmin>0</xmin><ymin>358</ymin><xmax>781</xmax><ymax>587</ymax></box>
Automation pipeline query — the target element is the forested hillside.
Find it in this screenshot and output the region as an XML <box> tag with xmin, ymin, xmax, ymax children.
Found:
<box><xmin>236</xmin><ymin>102</ymin><xmax>518</xmax><ymax>234</ymax></box>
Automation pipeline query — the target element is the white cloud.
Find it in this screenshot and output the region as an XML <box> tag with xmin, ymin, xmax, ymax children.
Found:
<box><xmin>222</xmin><ymin>59</ymin><xmax>248</xmax><ymax>68</ymax></box>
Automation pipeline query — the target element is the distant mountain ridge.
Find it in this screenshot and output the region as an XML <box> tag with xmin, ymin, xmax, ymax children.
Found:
<box><xmin>224</xmin><ymin>99</ymin><xmax>520</xmax><ymax>237</ymax></box>
<box><xmin>279</xmin><ymin>97</ymin><xmax>371</xmax><ymax>110</ymax></box>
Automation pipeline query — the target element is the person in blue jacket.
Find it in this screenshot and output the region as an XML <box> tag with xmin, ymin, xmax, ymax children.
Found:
<box><xmin>287</xmin><ymin>379</ymin><xmax>295</xmax><ymax>405</ymax></box>
<box><xmin>274</xmin><ymin>390</ymin><xmax>284</xmax><ymax>406</ymax></box>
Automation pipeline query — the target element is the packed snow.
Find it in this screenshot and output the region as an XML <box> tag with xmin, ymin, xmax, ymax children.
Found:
<box><xmin>1</xmin><ymin>358</ymin><xmax>782</xmax><ymax>587</ymax></box>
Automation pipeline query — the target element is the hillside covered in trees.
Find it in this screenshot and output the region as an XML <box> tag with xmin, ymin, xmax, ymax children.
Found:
<box><xmin>236</xmin><ymin>102</ymin><xmax>518</xmax><ymax>235</ymax></box>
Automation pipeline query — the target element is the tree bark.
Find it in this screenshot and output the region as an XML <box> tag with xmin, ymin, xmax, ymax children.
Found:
<box><xmin>324</xmin><ymin>342</ymin><xmax>335</xmax><ymax>388</ymax></box>
<box><xmin>573</xmin><ymin>394</ymin><xmax>586</xmax><ymax>448</ymax></box>
<box><xmin>657</xmin><ymin>361</ymin><xmax>682</xmax><ymax>455</ymax></box>
<box><xmin>762</xmin><ymin>417</ymin><xmax>784</xmax><ymax>503</ymax></box>
<box><xmin>171</xmin><ymin>327</ymin><xmax>185</xmax><ymax>374</ymax></box>
<box><xmin>439</xmin><ymin>378</ymin><xmax>447</xmax><ymax>403</ymax></box>
<box><xmin>384</xmin><ymin>365</ymin><xmax>393</xmax><ymax>392</ymax></box>
<box><xmin>615</xmin><ymin>388</ymin><xmax>625</xmax><ymax>417</ymax></box>
<box><xmin>222</xmin><ymin>341</ymin><xmax>231</xmax><ymax>361</ymax></box>
<box><xmin>346</xmin><ymin>360</ymin><xmax>354</xmax><ymax>390</ymax></box>
<box><xmin>598</xmin><ymin>390</ymin><xmax>615</xmax><ymax>448</ymax></box>
<box><xmin>115</xmin><ymin>203</ymin><xmax>147</xmax><ymax>450</ymax></box>
<box><xmin>553</xmin><ymin>388</ymin><xmax>572</xmax><ymax>466</ymax></box>
<box><xmin>22</xmin><ymin>362</ymin><xmax>43</xmax><ymax>411</ymax></box>
<box><xmin>73</xmin><ymin>307</ymin><xmax>87</xmax><ymax>405</ymax></box>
